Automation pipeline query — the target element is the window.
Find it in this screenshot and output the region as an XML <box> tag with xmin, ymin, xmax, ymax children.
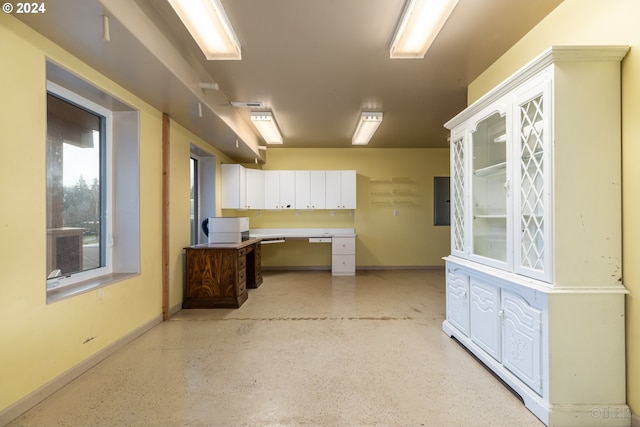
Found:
<box><xmin>189</xmin><ymin>145</ymin><xmax>217</xmax><ymax>245</ymax></box>
<box><xmin>190</xmin><ymin>157</ymin><xmax>199</xmax><ymax>245</ymax></box>
<box><xmin>46</xmin><ymin>84</ymin><xmax>111</xmax><ymax>285</ymax></box>
<box><xmin>46</xmin><ymin>62</ymin><xmax>140</xmax><ymax>301</ymax></box>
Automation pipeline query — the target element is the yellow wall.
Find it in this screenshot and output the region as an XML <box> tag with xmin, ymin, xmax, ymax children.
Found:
<box><xmin>168</xmin><ymin>120</ymin><xmax>234</xmax><ymax>311</ymax></box>
<box><xmin>466</xmin><ymin>0</ymin><xmax>640</xmax><ymax>416</ymax></box>
<box><xmin>0</xmin><ymin>15</ymin><xmax>231</xmax><ymax>415</ymax></box>
<box><xmin>226</xmin><ymin>148</ymin><xmax>451</xmax><ymax>268</ymax></box>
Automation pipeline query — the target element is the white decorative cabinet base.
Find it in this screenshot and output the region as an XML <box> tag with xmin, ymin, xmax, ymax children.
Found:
<box><xmin>443</xmin><ymin>259</ymin><xmax>628</xmax><ymax>427</ymax></box>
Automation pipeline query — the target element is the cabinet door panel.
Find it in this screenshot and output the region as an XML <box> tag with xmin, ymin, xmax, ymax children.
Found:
<box><xmin>470</xmin><ymin>278</ymin><xmax>501</xmax><ymax>361</ymax></box>
<box><xmin>264</xmin><ymin>171</ymin><xmax>280</xmax><ymax>209</ymax></box>
<box><xmin>501</xmin><ymin>290</ymin><xmax>543</xmax><ymax>395</ymax></box>
<box><xmin>295</xmin><ymin>171</ymin><xmax>311</xmax><ymax>209</ymax></box>
<box><xmin>470</xmin><ymin>108</ymin><xmax>510</xmax><ymax>271</ymax></box>
<box><xmin>310</xmin><ymin>171</ymin><xmax>326</xmax><ymax>209</ymax></box>
<box><xmin>279</xmin><ymin>170</ymin><xmax>295</xmax><ymax>209</ymax></box>
<box><xmin>221</xmin><ymin>164</ymin><xmax>246</xmax><ymax>209</ymax></box>
<box><xmin>325</xmin><ymin>171</ymin><xmax>341</xmax><ymax>209</ymax></box>
<box><xmin>446</xmin><ymin>268</ymin><xmax>470</xmax><ymax>336</ymax></box>
<box><xmin>450</xmin><ymin>135</ymin><xmax>467</xmax><ymax>258</ymax></box>
<box><xmin>340</xmin><ymin>170</ymin><xmax>356</xmax><ymax>209</ymax></box>
<box><xmin>513</xmin><ymin>77</ymin><xmax>551</xmax><ymax>282</ymax></box>
<box><xmin>246</xmin><ymin>168</ymin><xmax>264</xmax><ymax>210</ymax></box>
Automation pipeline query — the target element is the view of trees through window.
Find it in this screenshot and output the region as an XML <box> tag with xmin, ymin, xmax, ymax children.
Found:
<box><xmin>46</xmin><ymin>93</ymin><xmax>104</xmax><ymax>278</ymax></box>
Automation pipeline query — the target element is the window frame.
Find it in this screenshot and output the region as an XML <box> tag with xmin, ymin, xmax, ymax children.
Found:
<box><xmin>45</xmin><ymin>61</ymin><xmax>141</xmax><ymax>304</ymax></box>
<box><xmin>46</xmin><ymin>81</ymin><xmax>114</xmax><ymax>290</ymax></box>
<box><xmin>190</xmin><ymin>155</ymin><xmax>200</xmax><ymax>245</ymax></box>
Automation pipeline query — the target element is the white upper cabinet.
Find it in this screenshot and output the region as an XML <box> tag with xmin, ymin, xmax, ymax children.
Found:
<box><xmin>221</xmin><ymin>164</ymin><xmax>247</xmax><ymax>209</ymax></box>
<box><xmin>295</xmin><ymin>170</ymin><xmax>326</xmax><ymax>209</ymax></box>
<box><xmin>446</xmin><ymin>45</ymin><xmax>628</xmax><ymax>286</ymax></box>
<box><xmin>223</xmin><ymin>167</ymin><xmax>355</xmax><ymax>211</ymax></box>
<box><xmin>221</xmin><ymin>164</ymin><xmax>264</xmax><ymax>210</ymax></box>
<box><xmin>245</xmin><ymin>168</ymin><xmax>265</xmax><ymax>210</ymax></box>
<box><xmin>326</xmin><ymin>170</ymin><xmax>356</xmax><ymax>209</ymax></box>
<box><xmin>265</xmin><ymin>170</ymin><xmax>295</xmax><ymax>210</ymax></box>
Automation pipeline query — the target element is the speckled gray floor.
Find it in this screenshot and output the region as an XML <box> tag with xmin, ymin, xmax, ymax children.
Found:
<box><xmin>8</xmin><ymin>270</ymin><xmax>543</xmax><ymax>426</ymax></box>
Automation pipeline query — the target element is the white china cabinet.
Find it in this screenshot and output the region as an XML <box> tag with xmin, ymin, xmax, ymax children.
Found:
<box><xmin>444</xmin><ymin>46</ymin><xmax>630</xmax><ymax>427</ymax></box>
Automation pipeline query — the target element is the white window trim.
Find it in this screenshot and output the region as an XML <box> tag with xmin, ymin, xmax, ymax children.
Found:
<box><xmin>46</xmin><ymin>81</ymin><xmax>114</xmax><ymax>290</ymax></box>
<box><xmin>45</xmin><ymin>60</ymin><xmax>141</xmax><ymax>304</ymax></box>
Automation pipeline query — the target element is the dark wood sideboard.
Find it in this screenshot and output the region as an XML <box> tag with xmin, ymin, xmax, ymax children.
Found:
<box><xmin>183</xmin><ymin>239</ymin><xmax>262</xmax><ymax>309</ymax></box>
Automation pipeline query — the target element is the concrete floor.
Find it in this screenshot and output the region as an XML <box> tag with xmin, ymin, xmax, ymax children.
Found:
<box><xmin>9</xmin><ymin>270</ymin><xmax>543</xmax><ymax>426</ymax></box>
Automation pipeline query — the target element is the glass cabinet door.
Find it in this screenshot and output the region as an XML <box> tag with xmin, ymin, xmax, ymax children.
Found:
<box><xmin>471</xmin><ymin>112</ymin><xmax>508</xmax><ymax>264</ymax></box>
<box><xmin>450</xmin><ymin>136</ymin><xmax>466</xmax><ymax>258</ymax></box>
<box><xmin>514</xmin><ymin>83</ymin><xmax>549</xmax><ymax>281</ymax></box>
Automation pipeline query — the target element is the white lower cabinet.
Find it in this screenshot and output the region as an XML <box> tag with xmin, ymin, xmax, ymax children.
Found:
<box><xmin>445</xmin><ymin>269</ymin><xmax>469</xmax><ymax>336</ymax></box>
<box><xmin>331</xmin><ymin>236</ymin><xmax>355</xmax><ymax>276</ymax></box>
<box><xmin>501</xmin><ymin>289</ymin><xmax>543</xmax><ymax>395</ymax></box>
<box><xmin>469</xmin><ymin>278</ymin><xmax>502</xmax><ymax>362</ymax></box>
<box><xmin>444</xmin><ymin>259</ymin><xmax>627</xmax><ymax>427</ymax></box>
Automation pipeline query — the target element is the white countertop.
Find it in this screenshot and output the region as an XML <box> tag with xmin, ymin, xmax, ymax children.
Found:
<box><xmin>250</xmin><ymin>228</ymin><xmax>356</xmax><ymax>239</ymax></box>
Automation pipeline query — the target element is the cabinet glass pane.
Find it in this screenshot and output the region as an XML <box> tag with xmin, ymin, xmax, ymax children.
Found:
<box><xmin>452</xmin><ymin>138</ymin><xmax>465</xmax><ymax>252</ymax></box>
<box><xmin>519</xmin><ymin>95</ymin><xmax>545</xmax><ymax>271</ymax></box>
<box><xmin>472</xmin><ymin>112</ymin><xmax>507</xmax><ymax>261</ymax></box>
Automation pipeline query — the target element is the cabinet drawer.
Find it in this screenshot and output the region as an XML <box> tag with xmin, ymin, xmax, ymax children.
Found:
<box><xmin>332</xmin><ymin>254</ymin><xmax>355</xmax><ymax>274</ymax></box>
<box><xmin>332</xmin><ymin>237</ymin><xmax>355</xmax><ymax>255</ymax></box>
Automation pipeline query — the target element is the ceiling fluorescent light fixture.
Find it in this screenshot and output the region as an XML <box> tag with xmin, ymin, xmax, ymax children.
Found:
<box><xmin>390</xmin><ymin>0</ymin><xmax>459</xmax><ymax>59</ymax></box>
<box><xmin>250</xmin><ymin>111</ymin><xmax>283</xmax><ymax>144</ymax></box>
<box><xmin>168</xmin><ymin>0</ymin><xmax>241</xmax><ymax>60</ymax></box>
<box><xmin>352</xmin><ymin>112</ymin><xmax>383</xmax><ymax>145</ymax></box>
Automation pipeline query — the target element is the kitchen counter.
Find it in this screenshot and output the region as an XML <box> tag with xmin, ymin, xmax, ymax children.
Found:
<box><xmin>250</xmin><ymin>228</ymin><xmax>356</xmax><ymax>239</ymax></box>
<box><xmin>249</xmin><ymin>228</ymin><xmax>356</xmax><ymax>276</ymax></box>
<box><xmin>190</xmin><ymin>238</ymin><xmax>262</xmax><ymax>249</ymax></box>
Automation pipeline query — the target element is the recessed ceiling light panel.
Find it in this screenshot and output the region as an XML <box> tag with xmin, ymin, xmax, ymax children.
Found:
<box><xmin>390</xmin><ymin>0</ymin><xmax>459</xmax><ymax>59</ymax></box>
<box><xmin>250</xmin><ymin>111</ymin><xmax>283</xmax><ymax>144</ymax></box>
<box><xmin>352</xmin><ymin>112</ymin><xmax>383</xmax><ymax>145</ymax></box>
<box><xmin>168</xmin><ymin>0</ymin><xmax>242</xmax><ymax>60</ymax></box>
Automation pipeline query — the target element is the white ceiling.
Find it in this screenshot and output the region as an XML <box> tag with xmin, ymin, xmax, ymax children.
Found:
<box><xmin>17</xmin><ymin>0</ymin><xmax>563</xmax><ymax>163</ymax></box>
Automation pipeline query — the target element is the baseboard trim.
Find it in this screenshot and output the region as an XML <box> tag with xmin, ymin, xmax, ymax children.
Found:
<box><xmin>261</xmin><ymin>265</ymin><xmax>445</xmax><ymax>271</ymax></box>
<box><xmin>262</xmin><ymin>266</ymin><xmax>331</xmax><ymax>271</ymax></box>
<box><xmin>357</xmin><ymin>265</ymin><xmax>445</xmax><ymax>270</ymax></box>
<box><xmin>169</xmin><ymin>302</ymin><xmax>182</xmax><ymax>317</ymax></box>
<box><xmin>632</xmin><ymin>412</ymin><xmax>640</xmax><ymax>427</ymax></box>
<box><xmin>0</xmin><ymin>314</ymin><xmax>163</xmax><ymax>426</ymax></box>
